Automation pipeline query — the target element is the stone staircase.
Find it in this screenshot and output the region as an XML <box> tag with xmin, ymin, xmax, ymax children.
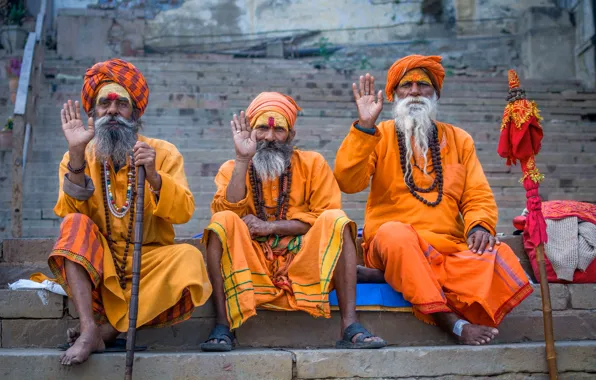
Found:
<box><xmin>0</xmin><ymin>237</ymin><xmax>595</xmax><ymax>379</ymax></box>
<box><xmin>0</xmin><ymin>53</ymin><xmax>596</xmax><ymax>378</ymax></box>
<box><xmin>0</xmin><ymin>52</ymin><xmax>594</xmax><ymax>239</ymax></box>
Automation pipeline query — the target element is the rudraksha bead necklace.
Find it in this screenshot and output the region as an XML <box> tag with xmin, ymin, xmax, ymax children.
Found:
<box><xmin>103</xmin><ymin>153</ymin><xmax>135</xmax><ymax>218</ymax></box>
<box><xmin>249</xmin><ymin>162</ymin><xmax>292</xmax><ymax>221</ymax></box>
<box><xmin>396</xmin><ymin>124</ymin><xmax>443</xmax><ymax>207</ymax></box>
<box><xmin>100</xmin><ymin>153</ymin><xmax>137</xmax><ymax>289</ymax></box>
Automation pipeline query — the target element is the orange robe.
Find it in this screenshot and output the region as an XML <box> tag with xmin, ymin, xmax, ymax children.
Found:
<box><xmin>49</xmin><ymin>135</ymin><xmax>212</xmax><ymax>331</ymax></box>
<box><xmin>204</xmin><ymin>150</ymin><xmax>355</xmax><ymax>330</ymax></box>
<box><xmin>334</xmin><ymin>120</ymin><xmax>532</xmax><ymax>326</ymax></box>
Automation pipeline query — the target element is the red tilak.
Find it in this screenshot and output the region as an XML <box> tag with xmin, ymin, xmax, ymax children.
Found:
<box><xmin>268</xmin><ymin>116</ymin><xmax>275</xmax><ymax>128</ymax></box>
<box><xmin>107</xmin><ymin>92</ymin><xmax>120</xmax><ymax>101</ymax></box>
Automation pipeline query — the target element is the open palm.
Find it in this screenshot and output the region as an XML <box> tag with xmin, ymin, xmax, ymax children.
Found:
<box><xmin>231</xmin><ymin>111</ymin><xmax>257</xmax><ymax>160</ymax></box>
<box><xmin>61</xmin><ymin>100</ymin><xmax>94</xmax><ymax>151</ymax></box>
<box><xmin>352</xmin><ymin>73</ymin><xmax>383</xmax><ymax>129</ymax></box>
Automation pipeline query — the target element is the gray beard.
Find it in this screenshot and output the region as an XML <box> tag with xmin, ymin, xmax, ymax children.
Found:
<box><xmin>252</xmin><ymin>140</ymin><xmax>294</xmax><ymax>181</ymax></box>
<box><xmin>392</xmin><ymin>94</ymin><xmax>438</xmax><ymax>178</ymax></box>
<box><xmin>88</xmin><ymin>115</ymin><xmax>139</xmax><ymax>169</ymax></box>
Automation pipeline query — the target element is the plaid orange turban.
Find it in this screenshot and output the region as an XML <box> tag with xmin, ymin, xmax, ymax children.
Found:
<box><xmin>81</xmin><ymin>58</ymin><xmax>149</xmax><ymax>117</ymax></box>
<box><xmin>385</xmin><ymin>55</ymin><xmax>445</xmax><ymax>102</ymax></box>
<box><xmin>246</xmin><ymin>92</ymin><xmax>301</xmax><ymax>129</ymax></box>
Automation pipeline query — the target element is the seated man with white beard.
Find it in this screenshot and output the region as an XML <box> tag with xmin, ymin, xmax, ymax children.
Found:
<box><xmin>334</xmin><ymin>55</ymin><xmax>532</xmax><ymax>345</ymax></box>
<box><xmin>201</xmin><ymin>92</ymin><xmax>386</xmax><ymax>351</ymax></box>
<box><xmin>49</xmin><ymin>58</ymin><xmax>212</xmax><ymax>365</ymax></box>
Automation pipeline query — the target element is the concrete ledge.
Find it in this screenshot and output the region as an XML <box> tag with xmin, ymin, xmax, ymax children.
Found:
<box><xmin>293</xmin><ymin>341</ymin><xmax>596</xmax><ymax>379</ymax></box>
<box><xmin>0</xmin><ymin>348</ymin><xmax>293</xmax><ymax>380</ymax></box>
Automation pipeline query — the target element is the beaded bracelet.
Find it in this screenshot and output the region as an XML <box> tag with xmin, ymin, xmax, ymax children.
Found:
<box><xmin>67</xmin><ymin>160</ymin><xmax>86</xmax><ymax>174</ymax></box>
<box><xmin>149</xmin><ymin>184</ymin><xmax>160</xmax><ymax>197</ymax></box>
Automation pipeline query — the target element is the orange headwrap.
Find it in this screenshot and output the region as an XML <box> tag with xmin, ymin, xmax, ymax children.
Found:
<box><xmin>385</xmin><ymin>55</ymin><xmax>445</xmax><ymax>102</ymax></box>
<box><xmin>246</xmin><ymin>92</ymin><xmax>301</xmax><ymax>129</ymax></box>
<box><xmin>81</xmin><ymin>58</ymin><xmax>149</xmax><ymax>117</ymax></box>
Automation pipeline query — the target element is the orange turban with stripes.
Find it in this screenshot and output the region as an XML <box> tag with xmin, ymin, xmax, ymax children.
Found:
<box><xmin>246</xmin><ymin>92</ymin><xmax>301</xmax><ymax>129</ymax></box>
<box><xmin>81</xmin><ymin>58</ymin><xmax>149</xmax><ymax>117</ymax></box>
<box><xmin>385</xmin><ymin>55</ymin><xmax>445</xmax><ymax>102</ymax></box>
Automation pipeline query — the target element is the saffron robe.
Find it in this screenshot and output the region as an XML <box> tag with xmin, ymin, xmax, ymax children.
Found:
<box><xmin>204</xmin><ymin>150</ymin><xmax>355</xmax><ymax>330</ymax></box>
<box><xmin>334</xmin><ymin>120</ymin><xmax>532</xmax><ymax>326</ymax></box>
<box><xmin>50</xmin><ymin>135</ymin><xmax>212</xmax><ymax>332</ymax></box>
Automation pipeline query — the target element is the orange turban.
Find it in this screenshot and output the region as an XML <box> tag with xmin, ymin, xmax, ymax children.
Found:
<box><xmin>385</xmin><ymin>55</ymin><xmax>445</xmax><ymax>102</ymax></box>
<box><xmin>246</xmin><ymin>92</ymin><xmax>301</xmax><ymax>129</ymax></box>
<box><xmin>81</xmin><ymin>58</ymin><xmax>149</xmax><ymax>117</ymax></box>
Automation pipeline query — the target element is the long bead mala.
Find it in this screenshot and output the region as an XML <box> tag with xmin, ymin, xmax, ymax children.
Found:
<box><xmin>249</xmin><ymin>162</ymin><xmax>292</xmax><ymax>221</ymax></box>
<box><xmin>396</xmin><ymin>125</ymin><xmax>444</xmax><ymax>207</ymax></box>
<box><xmin>100</xmin><ymin>154</ymin><xmax>137</xmax><ymax>289</ymax></box>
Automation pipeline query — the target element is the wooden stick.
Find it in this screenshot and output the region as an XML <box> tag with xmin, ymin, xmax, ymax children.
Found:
<box><xmin>125</xmin><ymin>166</ymin><xmax>146</xmax><ymax>380</ymax></box>
<box><xmin>535</xmin><ymin>243</ymin><xmax>558</xmax><ymax>380</ymax></box>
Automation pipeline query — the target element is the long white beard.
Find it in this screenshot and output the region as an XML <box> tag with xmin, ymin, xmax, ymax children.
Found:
<box><xmin>392</xmin><ymin>93</ymin><xmax>438</xmax><ymax>178</ymax></box>
<box><xmin>88</xmin><ymin>115</ymin><xmax>139</xmax><ymax>169</ymax></box>
<box><xmin>252</xmin><ymin>140</ymin><xmax>294</xmax><ymax>181</ymax></box>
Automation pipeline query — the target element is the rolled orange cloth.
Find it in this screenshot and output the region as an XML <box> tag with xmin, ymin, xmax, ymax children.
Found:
<box><xmin>385</xmin><ymin>55</ymin><xmax>445</xmax><ymax>102</ymax></box>
<box><xmin>81</xmin><ymin>58</ymin><xmax>149</xmax><ymax>117</ymax></box>
<box><xmin>246</xmin><ymin>92</ymin><xmax>301</xmax><ymax>129</ymax></box>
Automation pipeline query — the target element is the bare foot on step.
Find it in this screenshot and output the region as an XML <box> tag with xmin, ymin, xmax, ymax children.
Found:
<box><xmin>433</xmin><ymin>312</ymin><xmax>499</xmax><ymax>345</ymax></box>
<box><xmin>60</xmin><ymin>324</ymin><xmax>105</xmax><ymax>365</ymax></box>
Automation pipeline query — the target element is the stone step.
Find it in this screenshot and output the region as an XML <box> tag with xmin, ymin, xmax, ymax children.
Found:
<box><xmin>1</xmin><ymin>341</ymin><xmax>595</xmax><ymax>380</ymax></box>
<box><xmin>0</xmin><ymin>284</ymin><xmax>595</xmax><ymax>350</ymax></box>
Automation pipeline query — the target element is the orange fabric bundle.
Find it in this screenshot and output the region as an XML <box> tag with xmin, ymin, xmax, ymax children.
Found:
<box><xmin>385</xmin><ymin>55</ymin><xmax>445</xmax><ymax>101</ymax></box>
<box><xmin>81</xmin><ymin>58</ymin><xmax>149</xmax><ymax>116</ymax></box>
<box><xmin>246</xmin><ymin>92</ymin><xmax>301</xmax><ymax>129</ymax></box>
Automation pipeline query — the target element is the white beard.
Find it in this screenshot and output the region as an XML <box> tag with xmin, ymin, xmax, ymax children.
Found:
<box><xmin>392</xmin><ymin>93</ymin><xmax>438</xmax><ymax>178</ymax></box>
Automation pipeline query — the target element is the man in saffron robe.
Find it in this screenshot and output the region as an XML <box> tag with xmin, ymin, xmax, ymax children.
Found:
<box><xmin>49</xmin><ymin>58</ymin><xmax>212</xmax><ymax>365</ymax></box>
<box><xmin>201</xmin><ymin>92</ymin><xmax>386</xmax><ymax>351</ymax></box>
<box><xmin>334</xmin><ymin>55</ymin><xmax>533</xmax><ymax>345</ymax></box>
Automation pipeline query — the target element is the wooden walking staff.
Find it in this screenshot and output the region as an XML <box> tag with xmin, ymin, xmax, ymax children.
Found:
<box><xmin>125</xmin><ymin>165</ymin><xmax>146</xmax><ymax>380</ymax></box>
<box><xmin>498</xmin><ymin>70</ymin><xmax>557</xmax><ymax>379</ymax></box>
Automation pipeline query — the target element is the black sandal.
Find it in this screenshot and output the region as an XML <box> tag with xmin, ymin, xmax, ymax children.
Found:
<box><xmin>335</xmin><ymin>322</ymin><xmax>387</xmax><ymax>349</ymax></box>
<box><xmin>200</xmin><ymin>323</ymin><xmax>235</xmax><ymax>352</ymax></box>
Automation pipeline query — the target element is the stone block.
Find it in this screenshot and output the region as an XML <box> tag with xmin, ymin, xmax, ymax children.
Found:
<box><xmin>1</xmin><ymin>319</ymin><xmax>69</xmax><ymax>348</ymax></box>
<box><xmin>135</xmin><ymin>318</ymin><xmax>215</xmax><ymax>350</ymax></box>
<box><xmin>0</xmin><ymin>263</ymin><xmax>53</xmax><ymax>289</ymax></box>
<box><xmin>497</xmin><ymin>310</ymin><xmax>596</xmax><ymax>343</ymax></box>
<box><xmin>0</xmin><ymin>289</ymin><xmax>64</xmax><ymax>318</ymax></box>
<box><xmin>293</xmin><ymin>340</ymin><xmax>596</xmax><ymax>379</ymax></box>
<box><xmin>57</xmin><ymin>9</ymin><xmax>145</xmax><ymax>61</ymax></box>
<box><xmin>511</xmin><ymin>284</ymin><xmax>569</xmax><ymax>314</ymax></box>
<box><xmin>0</xmin><ymin>348</ymin><xmax>293</xmax><ymax>380</ymax></box>
<box><xmin>1</xmin><ymin>238</ymin><xmax>54</xmax><ymax>263</ymax></box>
<box><xmin>519</xmin><ymin>7</ymin><xmax>576</xmax><ymax>80</ymax></box>
<box><xmin>569</xmin><ymin>284</ymin><xmax>596</xmax><ymax>309</ymax></box>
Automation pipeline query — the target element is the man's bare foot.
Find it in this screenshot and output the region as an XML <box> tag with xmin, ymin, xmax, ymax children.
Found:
<box><xmin>66</xmin><ymin>324</ymin><xmax>120</xmax><ymax>345</ymax></box>
<box><xmin>60</xmin><ymin>324</ymin><xmax>105</xmax><ymax>365</ymax></box>
<box><xmin>433</xmin><ymin>312</ymin><xmax>499</xmax><ymax>345</ymax></box>
<box><xmin>356</xmin><ymin>265</ymin><xmax>385</xmax><ymax>283</ymax></box>
<box><xmin>457</xmin><ymin>323</ymin><xmax>499</xmax><ymax>345</ymax></box>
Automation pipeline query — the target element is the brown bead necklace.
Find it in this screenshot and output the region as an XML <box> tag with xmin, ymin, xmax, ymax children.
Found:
<box><xmin>249</xmin><ymin>162</ymin><xmax>292</xmax><ymax>221</ymax></box>
<box><xmin>100</xmin><ymin>153</ymin><xmax>137</xmax><ymax>289</ymax></box>
<box><xmin>396</xmin><ymin>124</ymin><xmax>444</xmax><ymax>207</ymax></box>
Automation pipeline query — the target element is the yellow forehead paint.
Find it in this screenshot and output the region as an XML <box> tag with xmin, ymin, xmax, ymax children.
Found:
<box><xmin>399</xmin><ymin>68</ymin><xmax>433</xmax><ymax>88</ymax></box>
<box><xmin>96</xmin><ymin>82</ymin><xmax>132</xmax><ymax>105</ymax></box>
<box><xmin>251</xmin><ymin>111</ymin><xmax>290</xmax><ymax>131</ymax></box>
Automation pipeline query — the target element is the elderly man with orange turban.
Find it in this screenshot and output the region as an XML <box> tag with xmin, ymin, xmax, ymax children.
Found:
<box><xmin>49</xmin><ymin>58</ymin><xmax>212</xmax><ymax>365</ymax></box>
<box><xmin>334</xmin><ymin>55</ymin><xmax>533</xmax><ymax>345</ymax></box>
<box><xmin>200</xmin><ymin>92</ymin><xmax>386</xmax><ymax>351</ymax></box>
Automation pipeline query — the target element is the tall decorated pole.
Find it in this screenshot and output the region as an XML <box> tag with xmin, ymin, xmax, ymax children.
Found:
<box><xmin>498</xmin><ymin>70</ymin><xmax>557</xmax><ymax>379</ymax></box>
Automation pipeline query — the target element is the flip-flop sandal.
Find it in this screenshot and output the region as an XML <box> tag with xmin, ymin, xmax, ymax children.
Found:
<box><xmin>57</xmin><ymin>338</ymin><xmax>147</xmax><ymax>352</ymax></box>
<box><xmin>200</xmin><ymin>324</ymin><xmax>235</xmax><ymax>352</ymax></box>
<box><xmin>335</xmin><ymin>322</ymin><xmax>387</xmax><ymax>349</ymax></box>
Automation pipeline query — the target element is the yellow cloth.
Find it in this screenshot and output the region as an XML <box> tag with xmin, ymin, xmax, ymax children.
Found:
<box><xmin>54</xmin><ymin>135</ymin><xmax>212</xmax><ymax>331</ymax></box>
<box><xmin>204</xmin><ymin>150</ymin><xmax>355</xmax><ymax>329</ymax></box>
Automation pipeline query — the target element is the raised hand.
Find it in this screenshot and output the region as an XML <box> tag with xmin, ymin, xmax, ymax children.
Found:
<box><xmin>231</xmin><ymin>111</ymin><xmax>257</xmax><ymax>161</ymax></box>
<box><xmin>61</xmin><ymin>100</ymin><xmax>94</xmax><ymax>154</ymax></box>
<box><xmin>352</xmin><ymin>73</ymin><xmax>383</xmax><ymax>130</ymax></box>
